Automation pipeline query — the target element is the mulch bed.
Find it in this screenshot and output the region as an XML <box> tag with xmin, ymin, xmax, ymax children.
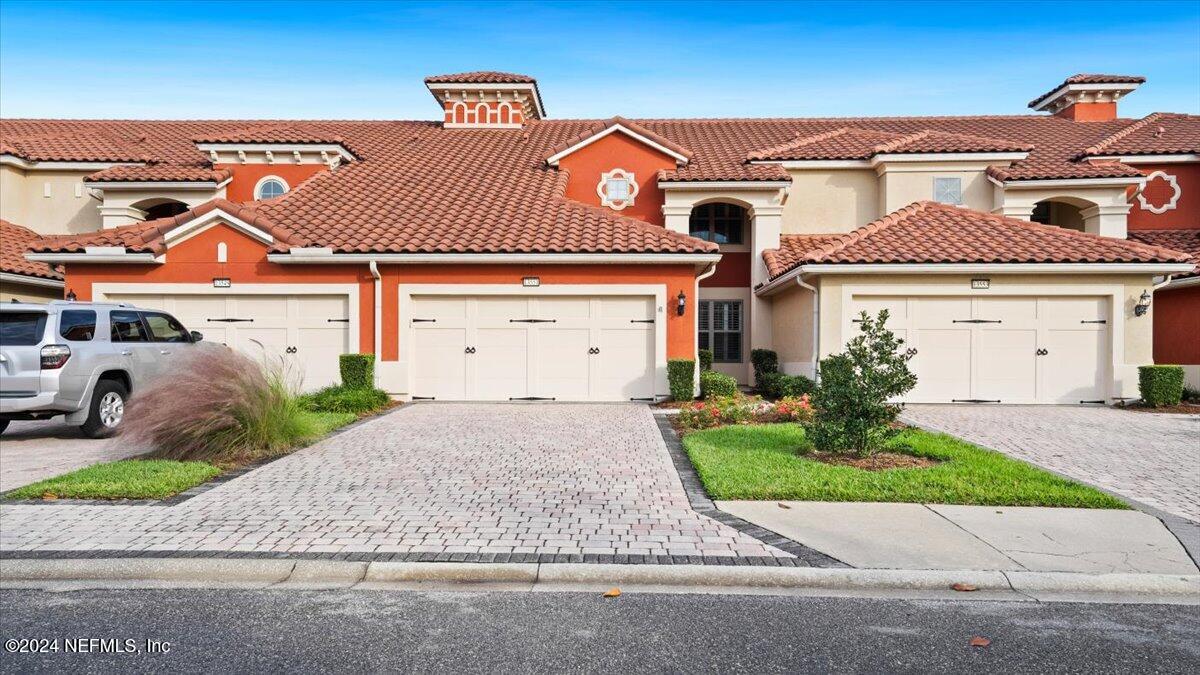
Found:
<box><xmin>805</xmin><ymin>451</ymin><xmax>940</xmax><ymax>471</ymax></box>
<box><xmin>653</xmin><ymin>400</ymin><xmax>689</xmax><ymax>410</ymax></box>
<box><xmin>1113</xmin><ymin>402</ymin><xmax>1200</xmax><ymax>415</ymax></box>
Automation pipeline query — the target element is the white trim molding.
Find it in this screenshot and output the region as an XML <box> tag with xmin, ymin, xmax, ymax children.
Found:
<box><xmin>756</xmin><ymin>262</ymin><xmax>1195</xmax><ymax>295</ymax></box>
<box><xmin>0</xmin><ymin>272</ymin><xmax>65</xmax><ymax>289</ymax></box>
<box><xmin>162</xmin><ymin>209</ymin><xmax>274</xmax><ymax>247</ymax></box>
<box><xmin>195</xmin><ymin>142</ymin><xmax>356</xmax><ymax>165</ymax></box>
<box><xmin>657</xmin><ymin>180</ymin><xmax>791</xmax><ymax>191</ymax></box>
<box><xmin>267</xmin><ymin>252</ymin><xmax>722</xmax><ymax>266</ymax></box>
<box><xmin>1087</xmin><ymin>154</ymin><xmax>1200</xmax><ymax>164</ymax></box>
<box><xmin>83</xmin><ymin>179</ymin><xmax>230</xmax><ymax>191</ymax></box>
<box><xmin>1136</xmin><ymin>170</ymin><xmax>1182</xmax><ymax>214</ymax></box>
<box><xmin>427</xmin><ymin>82</ymin><xmax>546</xmax><ymax>119</ymax></box>
<box><xmin>546</xmin><ymin>123</ymin><xmax>690</xmax><ymax>167</ymax></box>
<box><xmin>25</xmin><ymin>251</ymin><xmax>160</xmax><ymax>264</ymax></box>
<box><xmin>1029</xmin><ymin>81</ymin><xmax>1142</xmax><ymax>113</ymax></box>
<box><xmin>0</xmin><ymin>155</ymin><xmax>143</xmax><ymax>171</ymax></box>
<box><xmin>990</xmin><ymin>175</ymin><xmax>1143</xmax><ymax>189</ymax></box>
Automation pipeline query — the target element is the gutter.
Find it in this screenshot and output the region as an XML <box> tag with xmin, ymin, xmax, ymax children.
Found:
<box><xmin>269</xmin><ymin>252</ymin><xmax>723</xmax><ymax>266</ymax></box>
<box><xmin>369</xmin><ymin>261</ymin><xmax>382</xmax><ymax>370</ymax></box>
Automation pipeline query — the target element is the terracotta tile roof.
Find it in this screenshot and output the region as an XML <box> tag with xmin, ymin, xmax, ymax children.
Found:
<box><xmin>424</xmin><ymin>71</ymin><xmax>536</xmax><ymax>84</ymax></box>
<box><xmin>0</xmin><ymin>220</ymin><xmax>62</xmax><ymax>281</ymax></box>
<box><xmin>1028</xmin><ymin>74</ymin><xmax>1146</xmax><ymax>109</ymax></box>
<box><xmin>3</xmin><ymin>110</ymin><xmax>1194</xmax><ymax>254</ymax></box>
<box><xmin>762</xmin><ymin>202</ymin><xmax>1192</xmax><ymax>279</ymax></box>
<box><xmin>29</xmin><ymin>199</ymin><xmax>305</xmax><ymax>257</ymax></box>
<box><xmin>85</xmin><ymin>165</ymin><xmax>232</xmax><ymax>183</ymax></box>
<box><xmin>1080</xmin><ymin>113</ymin><xmax>1200</xmax><ymax>157</ymax></box>
<box><xmin>547</xmin><ymin>116</ymin><xmax>693</xmax><ymax>164</ymax></box>
<box><xmin>1128</xmin><ymin>229</ymin><xmax>1200</xmax><ymax>279</ymax></box>
<box><xmin>747</xmin><ymin>127</ymin><xmax>1031</xmax><ymax>161</ymax></box>
<box><xmin>192</xmin><ymin>123</ymin><xmax>348</xmax><ymax>146</ymax></box>
<box><xmin>763</xmin><ymin>234</ymin><xmax>844</xmax><ymax>278</ymax></box>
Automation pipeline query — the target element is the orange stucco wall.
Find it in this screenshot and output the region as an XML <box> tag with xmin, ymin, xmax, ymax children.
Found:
<box><xmin>1153</xmin><ymin>285</ymin><xmax>1200</xmax><ymax>365</ymax></box>
<box><xmin>1128</xmin><ymin>163</ymin><xmax>1200</xmax><ymax>231</ymax></box>
<box><xmin>63</xmin><ymin>222</ymin><xmax>699</xmax><ymax>364</ymax></box>
<box><xmin>215</xmin><ymin>163</ymin><xmax>328</xmax><ymax>203</ymax></box>
<box><xmin>557</xmin><ymin>132</ymin><xmax>677</xmax><ymax>225</ymax></box>
<box><xmin>1056</xmin><ymin>102</ymin><xmax>1118</xmax><ymax>122</ymax></box>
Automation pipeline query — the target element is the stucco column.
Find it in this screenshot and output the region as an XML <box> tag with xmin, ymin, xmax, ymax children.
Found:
<box><xmin>749</xmin><ymin>204</ymin><xmax>783</xmax><ymax>355</ymax></box>
<box><xmin>662</xmin><ymin>204</ymin><xmax>692</xmax><ymax>236</ymax></box>
<box><xmin>1081</xmin><ymin>204</ymin><xmax>1131</xmax><ymax>239</ymax></box>
<box><xmin>991</xmin><ymin>204</ymin><xmax>1035</xmax><ymax>220</ymax></box>
<box><xmin>98</xmin><ymin>205</ymin><xmax>146</xmax><ymax>229</ymax></box>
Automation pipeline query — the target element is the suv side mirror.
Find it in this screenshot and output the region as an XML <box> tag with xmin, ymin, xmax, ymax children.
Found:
<box><xmin>189</xmin><ymin>330</ymin><xmax>204</xmax><ymax>342</ymax></box>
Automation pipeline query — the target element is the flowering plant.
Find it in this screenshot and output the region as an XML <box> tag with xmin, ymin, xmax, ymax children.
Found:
<box><xmin>773</xmin><ymin>394</ymin><xmax>814</xmax><ymax>423</ymax></box>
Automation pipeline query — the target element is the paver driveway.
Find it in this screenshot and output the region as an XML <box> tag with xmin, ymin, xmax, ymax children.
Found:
<box><xmin>0</xmin><ymin>420</ymin><xmax>147</xmax><ymax>493</ymax></box>
<box><xmin>901</xmin><ymin>405</ymin><xmax>1200</xmax><ymax>523</ymax></box>
<box><xmin>0</xmin><ymin>404</ymin><xmax>786</xmax><ymax>558</ymax></box>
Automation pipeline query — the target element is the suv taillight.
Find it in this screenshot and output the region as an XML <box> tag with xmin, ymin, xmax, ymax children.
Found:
<box><xmin>40</xmin><ymin>344</ymin><xmax>71</xmax><ymax>369</ymax></box>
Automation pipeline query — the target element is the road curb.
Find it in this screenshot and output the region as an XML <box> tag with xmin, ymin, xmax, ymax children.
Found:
<box><xmin>3</xmin><ymin>558</ymin><xmax>1197</xmax><ymax>602</ymax></box>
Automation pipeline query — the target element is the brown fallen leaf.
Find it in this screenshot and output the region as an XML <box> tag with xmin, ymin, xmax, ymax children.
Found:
<box><xmin>42</xmin><ymin>493</ymin><xmax>58</xmax><ymax>501</ymax></box>
<box><xmin>603</xmin><ymin>587</ymin><xmax>621</xmax><ymax>598</ymax></box>
<box><xmin>969</xmin><ymin>636</ymin><xmax>991</xmax><ymax>648</ymax></box>
<box><xmin>951</xmin><ymin>582</ymin><xmax>978</xmax><ymax>592</ymax></box>
<box><xmin>777</xmin><ymin>503</ymin><xmax>792</xmax><ymax>509</ymax></box>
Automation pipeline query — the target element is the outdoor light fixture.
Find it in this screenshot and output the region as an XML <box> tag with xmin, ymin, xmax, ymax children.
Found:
<box><xmin>1134</xmin><ymin>290</ymin><xmax>1152</xmax><ymax>317</ymax></box>
<box><xmin>65</xmin><ymin>289</ymin><xmax>76</xmax><ymax>302</ymax></box>
<box><xmin>676</xmin><ymin>290</ymin><xmax>687</xmax><ymax>316</ymax></box>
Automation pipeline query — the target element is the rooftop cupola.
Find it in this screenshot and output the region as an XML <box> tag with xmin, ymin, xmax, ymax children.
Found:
<box><xmin>425</xmin><ymin>71</ymin><xmax>545</xmax><ymax>129</ymax></box>
<box><xmin>1028</xmin><ymin>74</ymin><xmax>1145</xmax><ymax>122</ymax></box>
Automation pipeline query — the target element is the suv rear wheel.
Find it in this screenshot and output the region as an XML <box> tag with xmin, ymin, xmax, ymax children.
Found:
<box><xmin>80</xmin><ymin>380</ymin><xmax>128</xmax><ymax>438</ymax></box>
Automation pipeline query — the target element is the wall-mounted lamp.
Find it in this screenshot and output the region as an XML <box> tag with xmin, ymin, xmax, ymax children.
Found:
<box><xmin>676</xmin><ymin>290</ymin><xmax>687</xmax><ymax>316</ymax></box>
<box><xmin>1133</xmin><ymin>290</ymin><xmax>1152</xmax><ymax>317</ymax></box>
<box><xmin>65</xmin><ymin>289</ymin><xmax>77</xmax><ymax>302</ymax></box>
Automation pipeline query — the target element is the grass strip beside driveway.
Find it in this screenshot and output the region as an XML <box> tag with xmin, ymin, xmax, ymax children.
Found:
<box><xmin>5</xmin><ymin>460</ymin><xmax>220</xmax><ymax>500</ymax></box>
<box><xmin>684</xmin><ymin>423</ymin><xmax>1127</xmax><ymax>508</ymax></box>
<box><xmin>302</xmin><ymin>411</ymin><xmax>358</xmax><ymax>437</ymax></box>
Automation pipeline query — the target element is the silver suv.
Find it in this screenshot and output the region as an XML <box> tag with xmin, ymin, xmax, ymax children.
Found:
<box><xmin>0</xmin><ymin>301</ymin><xmax>206</xmax><ymax>438</ymax></box>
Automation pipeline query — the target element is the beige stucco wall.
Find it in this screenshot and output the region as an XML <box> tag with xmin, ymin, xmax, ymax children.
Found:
<box><xmin>768</xmin><ymin>281</ymin><xmax>816</xmax><ymax>378</ymax></box>
<box><xmin>0</xmin><ymin>165</ymin><xmax>101</xmax><ymax>234</ymax></box>
<box><xmin>781</xmin><ymin>169</ymin><xmax>877</xmax><ymax>234</ymax></box>
<box><xmin>804</xmin><ymin>273</ymin><xmax>1156</xmax><ymax>399</ymax></box>
<box><xmin>877</xmin><ymin>164</ymin><xmax>993</xmax><ymax>215</ymax></box>
<box><xmin>0</xmin><ymin>278</ymin><xmax>63</xmax><ymax>303</ymax></box>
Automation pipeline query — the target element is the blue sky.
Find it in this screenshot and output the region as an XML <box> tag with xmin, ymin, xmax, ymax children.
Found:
<box><xmin>1</xmin><ymin>1</ymin><xmax>1197</xmax><ymax>120</ymax></box>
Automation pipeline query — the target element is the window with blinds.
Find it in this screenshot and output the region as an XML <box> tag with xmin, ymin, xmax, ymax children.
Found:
<box><xmin>698</xmin><ymin>300</ymin><xmax>743</xmax><ymax>363</ymax></box>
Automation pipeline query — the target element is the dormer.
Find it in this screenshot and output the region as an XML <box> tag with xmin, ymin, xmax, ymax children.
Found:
<box><xmin>1028</xmin><ymin>74</ymin><xmax>1145</xmax><ymax>122</ymax></box>
<box><xmin>193</xmin><ymin>126</ymin><xmax>357</xmax><ymax>203</ymax></box>
<box><xmin>425</xmin><ymin>71</ymin><xmax>545</xmax><ymax>128</ymax></box>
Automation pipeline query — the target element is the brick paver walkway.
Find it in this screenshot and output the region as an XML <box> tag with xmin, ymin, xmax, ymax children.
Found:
<box><xmin>1</xmin><ymin>420</ymin><xmax>148</xmax><ymax>492</ymax></box>
<box><xmin>0</xmin><ymin>404</ymin><xmax>786</xmax><ymax>558</ymax></box>
<box><xmin>901</xmin><ymin>405</ymin><xmax>1200</xmax><ymax>523</ymax></box>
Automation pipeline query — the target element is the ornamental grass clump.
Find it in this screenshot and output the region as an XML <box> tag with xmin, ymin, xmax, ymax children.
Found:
<box><xmin>121</xmin><ymin>348</ymin><xmax>320</xmax><ymax>463</ymax></box>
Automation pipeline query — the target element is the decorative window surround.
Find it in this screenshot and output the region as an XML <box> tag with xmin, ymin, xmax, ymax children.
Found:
<box><xmin>597</xmin><ymin>168</ymin><xmax>638</xmax><ymax>210</ymax></box>
<box><xmin>1137</xmin><ymin>170</ymin><xmax>1181</xmax><ymax>214</ymax></box>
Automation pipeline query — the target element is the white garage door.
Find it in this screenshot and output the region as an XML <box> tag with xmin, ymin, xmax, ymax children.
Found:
<box><xmin>850</xmin><ymin>295</ymin><xmax>1110</xmax><ymax>404</ymax></box>
<box><xmin>409</xmin><ymin>295</ymin><xmax>656</xmax><ymax>401</ymax></box>
<box><xmin>105</xmin><ymin>293</ymin><xmax>351</xmax><ymax>391</ymax></box>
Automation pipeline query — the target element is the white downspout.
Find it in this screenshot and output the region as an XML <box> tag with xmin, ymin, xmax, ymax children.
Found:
<box><xmin>692</xmin><ymin>261</ymin><xmax>720</xmax><ymax>398</ymax></box>
<box><xmin>369</xmin><ymin>260</ymin><xmax>382</xmax><ymax>386</ymax></box>
<box><xmin>796</xmin><ymin>273</ymin><xmax>820</xmax><ymax>382</ymax></box>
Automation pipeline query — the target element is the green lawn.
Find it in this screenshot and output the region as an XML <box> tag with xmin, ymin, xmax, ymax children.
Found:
<box><xmin>6</xmin><ymin>460</ymin><xmax>220</xmax><ymax>500</ymax></box>
<box><xmin>301</xmin><ymin>410</ymin><xmax>358</xmax><ymax>436</ymax></box>
<box><xmin>683</xmin><ymin>423</ymin><xmax>1127</xmax><ymax>508</ymax></box>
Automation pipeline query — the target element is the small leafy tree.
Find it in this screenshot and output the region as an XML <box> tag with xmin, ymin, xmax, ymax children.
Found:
<box><xmin>807</xmin><ymin>310</ymin><xmax>917</xmax><ymax>457</ymax></box>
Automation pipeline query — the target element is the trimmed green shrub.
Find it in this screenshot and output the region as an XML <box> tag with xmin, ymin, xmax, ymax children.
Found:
<box><xmin>667</xmin><ymin>359</ymin><xmax>696</xmax><ymax>401</ymax></box>
<box><xmin>698</xmin><ymin>349</ymin><xmax>714</xmax><ymax>372</ymax></box>
<box><xmin>700</xmin><ymin>370</ymin><xmax>738</xmax><ymax>399</ymax></box>
<box><xmin>339</xmin><ymin>354</ymin><xmax>375</xmax><ymax>389</ymax></box>
<box><xmin>750</xmin><ymin>349</ymin><xmax>779</xmax><ymax>385</ymax></box>
<box><xmin>302</xmin><ymin>385</ymin><xmax>390</xmax><ymax>415</ymax></box>
<box><xmin>808</xmin><ymin>310</ymin><xmax>917</xmax><ymax>457</ymax></box>
<box><xmin>758</xmin><ymin>371</ymin><xmax>817</xmax><ymax>400</ymax></box>
<box><xmin>1138</xmin><ymin>365</ymin><xmax>1184</xmax><ymax>407</ymax></box>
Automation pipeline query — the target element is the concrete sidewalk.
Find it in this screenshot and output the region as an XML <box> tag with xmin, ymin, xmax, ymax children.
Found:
<box><xmin>715</xmin><ymin>501</ymin><xmax>1198</xmax><ymax>575</ymax></box>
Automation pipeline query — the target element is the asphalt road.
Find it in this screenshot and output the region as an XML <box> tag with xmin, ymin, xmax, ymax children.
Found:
<box><xmin>2</xmin><ymin>589</ymin><xmax>1197</xmax><ymax>673</ymax></box>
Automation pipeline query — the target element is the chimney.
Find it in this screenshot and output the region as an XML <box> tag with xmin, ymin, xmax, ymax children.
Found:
<box><xmin>1028</xmin><ymin>74</ymin><xmax>1145</xmax><ymax>121</ymax></box>
<box><xmin>424</xmin><ymin>71</ymin><xmax>545</xmax><ymax>129</ymax></box>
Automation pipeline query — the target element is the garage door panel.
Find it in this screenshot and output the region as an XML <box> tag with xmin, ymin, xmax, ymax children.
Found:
<box><xmin>233</xmin><ymin>296</ymin><xmax>288</xmax><ymax>321</ymax></box>
<box><xmin>475</xmin><ymin>327</ymin><xmax>529</xmax><ymax>400</ymax></box>
<box><xmin>1042</xmin><ymin>329</ymin><xmax>1106</xmax><ymax>403</ymax></box>
<box><xmin>596</xmin><ymin>328</ymin><xmax>655</xmax><ymax>400</ymax></box>
<box><xmin>536</xmin><ymin>328</ymin><xmax>590</xmax><ymax>400</ymax></box>
<box><xmin>977</xmin><ymin>297</ymin><xmax>1037</xmax><ymax>322</ymax></box>
<box><xmin>976</xmin><ymin>328</ymin><xmax>1038</xmax><ymax>402</ymax></box>
<box><xmin>852</xmin><ymin>296</ymin><xmax>907</xmax><ymax>325</ymax></box>
<box><xmin>536</xmin><ymin>297</ymin><xmax>591</xmax><ymax>320</ymax></box>
<box><xmin>913</xmin><ymin>297</ymin><xmax>971</xmax><ymax>327</ymax></box>
<box><xmin>412</xmin><ymin>328</ymin><xmax>467</xmax><ymax>400</ymax></box>
<box><xmin>1042</xmin><ymin>297</ymin><xmax>1108</xmax><ymax>327</ymax></box>
<box><xmin>599</xmin><ymin>296</ymin><xmax>653</xmax><ymax>320</ymax></box>
<box><xmin>910</xmin><ymin>328</ymin><xmax>972</xmax><ymax>401</ymax></box>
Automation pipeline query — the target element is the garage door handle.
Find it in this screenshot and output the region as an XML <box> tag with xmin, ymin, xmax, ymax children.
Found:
<box><xmin>286</xmin><ymin>347</ymin><xmax>298</xmax><ymax>354</ymax></box>
<box><xmin>1080</xmin><ymin>319</ymin><xmax>1107</xmax><ymax>324</ymax></box>
<box><xmin>952</xmin><ymin>319</ymin><xmax>1002</xmax><ymax>324</ymax></box>
<box><xmin>509</xmin><ymin>319</ymin><xmax>557</xmax><ymax>323</ymax></box>
<box><xmin>326</xmin><ymin>318</ymin><xmax>350</xmax><ymax>323</ymax></box>
<box><xmin>1036</xmin><ymin>348</ymin><xmax>1048</xmax><ymax>356</ymax></box>
<box><xmin>465</xmin><ymin>346</ymin><xmax>476</xmax><ymax>354</ymax></box>
<box><xmin>208</xmin><ymin>318</ymin><xmax>254</xmax><ymax>323</ymax></box>
<box><xmin>588</xmin><ymin>347</ymin><xmax>600</xmax><ymax>355</ymax></box>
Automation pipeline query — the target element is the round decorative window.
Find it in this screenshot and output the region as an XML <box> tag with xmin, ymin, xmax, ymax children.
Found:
<box><xmin>255</xmin><ymin>177</ymin><xmax>289</xmax><ymax>200</ymax></box>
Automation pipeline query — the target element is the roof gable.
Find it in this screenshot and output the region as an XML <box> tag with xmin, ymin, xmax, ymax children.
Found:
<box><xmin>546</xmin><ymin>117</ymin><xmax>692</xmax><ymax>166</ymax></box>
